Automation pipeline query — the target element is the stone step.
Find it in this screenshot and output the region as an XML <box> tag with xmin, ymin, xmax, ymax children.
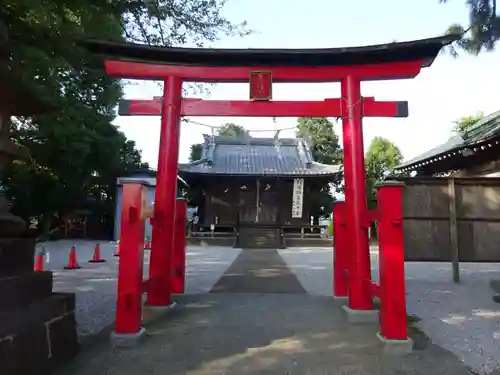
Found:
<box><xmin>187</xmin><ymin>236</ymin><xmax>235</xmax><ymax>247</ymax></box>
<box><xmin>238</xmin><ymin>227</ymin><xmax>282</xmax><ymax>248</ymax></box>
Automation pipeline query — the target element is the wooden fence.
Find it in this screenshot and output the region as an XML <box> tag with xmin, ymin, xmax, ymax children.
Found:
<box><xmin>390</xmin><ymin>177</ymin><xmax>500</xmax><ymax>262</ymax></box>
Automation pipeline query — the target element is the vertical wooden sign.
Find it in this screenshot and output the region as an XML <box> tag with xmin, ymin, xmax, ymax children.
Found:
<box><xmin>291</xmin><ymin>178</ymin><xmax>304</xmax><ymax>218</ymax></box>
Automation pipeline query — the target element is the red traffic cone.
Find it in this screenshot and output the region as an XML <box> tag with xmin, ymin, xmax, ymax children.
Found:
<box><xmin>34</xmin><ymin>247</ymin><xmax>45</xmax><ymax>272</ymax></box>
<box><xmin>144</xmin><ymin>238</ymin><xmax>151</xmax><ymax>249</ymax></box>
<box><xmin>64</xmin><ymin>245</ymin><xmax>81</xmax><ymax>270</ymax></box>
<box><xmin>113</xmin><ymin>241</ymin><xmax>120</xmax><ymax>257</ymax></box>
<box><xmin>89</xmin><ymin>242</ymin><xmax>106</xmax><ymax>263</ymax></box>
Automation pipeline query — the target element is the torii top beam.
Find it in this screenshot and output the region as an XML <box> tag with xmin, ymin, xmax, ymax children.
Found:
<box><xmin>79</xmin><ymin>34</ymin><xmax>459</xmax><ymax>83</ymax></box>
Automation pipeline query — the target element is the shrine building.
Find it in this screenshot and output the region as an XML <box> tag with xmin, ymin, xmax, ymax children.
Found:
<box><xmin>179</xmin><ymin>134</ymin><xmax>341</xmax><ymax>248</ymax></box>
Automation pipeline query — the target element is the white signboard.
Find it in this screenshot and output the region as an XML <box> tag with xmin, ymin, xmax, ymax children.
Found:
<box><xmin>291</xmin><ymin>178</ymin><xmax>304</xmax><ymax>218</ymax></box>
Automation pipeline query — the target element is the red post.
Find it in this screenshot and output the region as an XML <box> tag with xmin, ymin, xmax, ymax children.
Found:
<box><xmin>34</xmin><ymin>248</ymin><xmax>45</xmax><ymax>272</ymax></box>
<box><xmin>333</xmin><ymin>201</ymin><xmax>348</xmax><ymax>298</ymax></box>
<box><xmin>115</xmin><ymin>182</ymin><xmax>147</xmax><ymax>334</ymax></box>
<box><xmin>148</xmin><ymin>76</ymin><xmax>183</xmax><ymax>306</ymax></box>
<box><xmin>341</xmin><ymin>76</ymin><xmax>372</xmax><ymax>310</ymax></box>
<box><xmin>377</xmin><ymin>181</ymin><xmax>408</xmax><ymax>340</ymax></box>
<box><xmin>172</xmin><ymin>198</ymin><xmax>187</xmax><ymax>294</ymax></box>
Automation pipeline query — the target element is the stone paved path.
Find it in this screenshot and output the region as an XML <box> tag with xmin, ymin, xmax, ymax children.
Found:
<box><xmin>211</xmin><ymin>248</ymin><xmax>306</xmax><ymax>294</ymax></box>
<box><xmin>56</xmin><ymin>248</ymin><xmax>474</xmax><ymax>375</ymax></box>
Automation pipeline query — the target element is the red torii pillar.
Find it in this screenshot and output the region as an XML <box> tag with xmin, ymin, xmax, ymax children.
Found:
<box><xmin>147</xmin><ymin>77</ymin><xmax>182</xmax><ymax>306</ymax></box>
<box><xmin>333</xmin><ymin>200</ymin><xmax>348</xmax><ymax>299</ymax></box>
<box><xmin>172</xmin><ymin>198</ymin><xmax>187</xmax><ymax>294</ymax></box>
<box><xmin>341</xmin><ymin>77</ymin><xmax>371</xmax><ymax>310</ymax></box>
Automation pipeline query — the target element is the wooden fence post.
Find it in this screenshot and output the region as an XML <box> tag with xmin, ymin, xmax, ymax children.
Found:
<box><xmin>448</xmin><ymin>178</ymin><xmax>460</xmax><ymax>283</ymax></box>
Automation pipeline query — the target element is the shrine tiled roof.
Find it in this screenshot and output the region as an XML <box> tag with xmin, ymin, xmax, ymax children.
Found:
<box><xmin>395</xmin><ymin>109</ymin><xmax>500</xmax><ymax>173</ymax></box>
<box><xmin>179</xmin><ymin>135</ymin><xmax>341</xmax><ymax>177</ymax></box>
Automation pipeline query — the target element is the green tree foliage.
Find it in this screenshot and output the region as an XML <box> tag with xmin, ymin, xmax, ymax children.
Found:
<box><xmin>189</xmin><ymin>144</ymin><xmax>204</xmax><ymax>163</ymax></box>
<box><xmin>364</xmin><ymin>137</ymin><xmax>404</xmax><ymax>209</ymax></box>
<box><xmin>296</xmin><ymin>117</ymin><xmax>343</xmax><ymax>216</ymax></box>
<box><xmin>188</xmin><ymin>123</ymin><xmax>249</xmax><ymax>162</ymax></box>
<box><xmin>3</xmin><ymin>0</ymin><xmax>247</xmax><ymax>237</ymax></box>
<box><xmin>453</xmin><ymin>112</ymin><xmax>484</xmax><ymax>134</ymax></box>
<box><xmin>216</xmin><ymin>122</ymin><xmax>250</xmax><ymax>138</ymax></box>
<box><xmin>441</xmin><ymin>0</ymin><xmax>500</xmax><ymax>54</ymax></box>
<box><xmin>327</xmin><ymin>220</ymin><xmax>334</xmax><ymax>236</ymax></box>
<box><xmin>108</xmin><ymin>0</ymin><xmax>250</xmax><ymax>46</ymax></box>
<box><xmin>296</xmin><ymin>117</ymin><xmax>343</xmax><ymax>165</ymax></box>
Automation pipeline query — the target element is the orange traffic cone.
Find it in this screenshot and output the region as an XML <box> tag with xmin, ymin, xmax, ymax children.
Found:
<box><xmin>89</xmin><ymin>242</ymin><xmax>106</xmax><ymax>263</ymax></box>
<box><xmin>64</xmin><ymin>245</ymin><xmax>81</xmax><ymax>270</ymax></box>
<box><xmin>144</xmin><ymin>238</ymin><xmax>151</xmax><ymax>249</ymax></box>
<box><xmin>34</xmin><ymin>247</ymin><xmax>45</xmax><ymax>272</ymax></box>
<box><xmin>113</xmin><ymin>241</ymin><xmax>120</xmax><ymax>257</ymax></box>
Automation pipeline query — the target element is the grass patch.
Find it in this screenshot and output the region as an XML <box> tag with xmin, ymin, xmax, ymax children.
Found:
<box><xmin>407</xmin><ymin>314</ymin><xmax>422</xmax><ymax>325</ymax></box>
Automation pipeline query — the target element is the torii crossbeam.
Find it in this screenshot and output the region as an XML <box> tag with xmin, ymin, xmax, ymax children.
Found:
<box><xmin>118</xmin><ymin>97</ymin><xmax>409</xmax><ymax>118</ymax></box>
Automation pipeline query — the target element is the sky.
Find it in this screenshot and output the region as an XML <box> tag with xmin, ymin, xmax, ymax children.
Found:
<box><xmin>113</xmin><ymin>0</ymin><xmax>500</xmax><ymax>168</ymax></box>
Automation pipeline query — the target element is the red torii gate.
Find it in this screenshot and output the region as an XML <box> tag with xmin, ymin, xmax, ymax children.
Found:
<box><xmin>80</xmin><ymin>34</ymin><xmax>457</xmax><ymax>346</ymax></box>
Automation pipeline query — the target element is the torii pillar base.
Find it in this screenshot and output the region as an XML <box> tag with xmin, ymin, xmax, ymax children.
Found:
<box><xmin>333</xmin><ymin>296</ymin><xmax>349</xmax><ymax>303</ymax></box>
<box><xmin>110</xmin><ymin>327</ymin><xmax>147</xmax><ymax>348</ymax></box>
<box><xmin>376</xmin><ymin>332</ymin><xmax>414</xmax><ymax>355</ymax></box>
<box><xmin>342</xmin><ymin>305</ymin><xmax>379</xmax><ymax>324</ymax></box>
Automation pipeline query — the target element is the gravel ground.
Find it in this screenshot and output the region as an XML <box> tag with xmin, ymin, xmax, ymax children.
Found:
<box><xmin>279</xmin><ymin>247</ymin><xmax>500</xmax><ymax>375</ymax></box>
<box><xmin>36</xmin><ymin>241</ymin><xmax>500</xmax><ymax>374</ymax></box>
<box><xmin>37</xmin><ymin>240</ymin><xmax>241</xmax><ymax>341</ymax></box>
<box><xmin>404</xmin><ymin>262</ymin><xmax>500</xmax><ymax>375</ymax></box>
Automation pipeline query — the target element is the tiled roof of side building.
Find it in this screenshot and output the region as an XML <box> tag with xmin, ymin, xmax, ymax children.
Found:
<box><xmin>395</xmin><ymin>135</ymin><xmax>464</xmax><ymax>170</ymax></box>
<box><xmin>179</xmin><ymin>135</ymin><xmax>341</xmax><ymax>177</ymax></box>
<box><xmin>395</xmin><ymin>109</ymin><xmax>500</xmax><ymax>171</ymax></box>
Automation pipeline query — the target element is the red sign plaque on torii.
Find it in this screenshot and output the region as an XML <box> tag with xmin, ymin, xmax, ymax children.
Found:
<box><xmin>249</xmin><ymin>71</ymin><xmax>273</xmax><ymax>100</ymax></box>
<box><xmin>80</xmin><ymin>34</ymin><xmax>458</xmax><ymax>342</ymax></box>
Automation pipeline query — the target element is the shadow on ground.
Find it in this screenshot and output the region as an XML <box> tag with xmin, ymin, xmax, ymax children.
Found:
<box><xmin>59</xmin><ymin>294</ymin><xmax>473</xmax><ymax>375</ymax></box>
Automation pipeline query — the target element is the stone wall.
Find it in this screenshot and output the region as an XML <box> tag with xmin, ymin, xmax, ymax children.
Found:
<box><xmin>0</xmin><ymin>292</ymin><xmax>78</xmax><ymax>374</ymax></box>
<box><xmin>0</xmin><ymin>237</ymin><xmax>78</xmax><ymax>374</ymax></box>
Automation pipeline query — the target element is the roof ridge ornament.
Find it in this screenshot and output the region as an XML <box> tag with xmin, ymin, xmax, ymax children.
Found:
<box><xmin>302</xmin><ymin>139</ymin><xmax>313</xmax><ymax>167</ymax></box>
<box><xmin>206</xmin><ymin>128</ymin><xmax>215</xmax><ymax>166</ymax></box>
<box><xmin>273</xmin><ymin>129</ymin><xmax>281</xmax><ymax>143</ymax></box>
<box><xmin>200</xmin><ymin>134</ymin><xmax>210</xmax><ymax>162</ymax></box>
